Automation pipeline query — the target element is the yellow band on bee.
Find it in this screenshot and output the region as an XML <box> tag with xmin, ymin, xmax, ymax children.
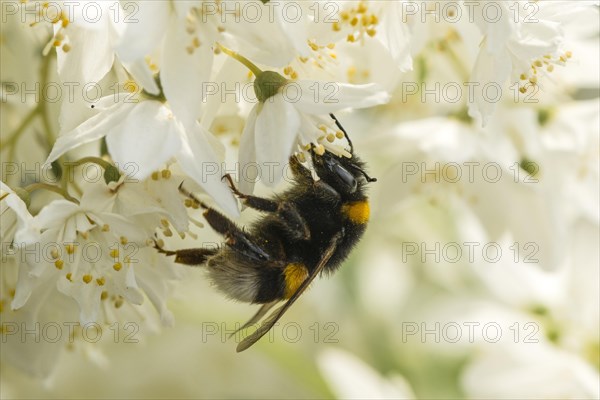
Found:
<box><xmin>342</xmin><ymin>200</ymin><xmax>370</xmax><ymax>224</ymax></box>
<box><xmin>283</xmin><ymin>263</ymin><xmax>309</xmax><ymax>299</ymax></box>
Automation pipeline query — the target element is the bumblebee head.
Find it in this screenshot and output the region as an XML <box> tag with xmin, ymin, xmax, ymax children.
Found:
<box><xmin>311</xmin><ymin>149</ymin><xmax>376</xmax><ymax>197</ymax></box>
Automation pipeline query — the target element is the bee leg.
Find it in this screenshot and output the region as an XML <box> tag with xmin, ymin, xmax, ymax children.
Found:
<box><xmin>222</xmin><ymin>174</ymin><xmax>311</xmax><ymax>240</ymax></box>
<box><xmin>178</xmin><ymin>183</ymin><xmax>272</xmax><ymax>262</ymax></box>
<box><xmin>171</xmin><ymin>248</ymin><xmax>218</xmax><ymax>265</ymax></box>
<box><xmin>153</xmin><ymin>240</ymin><xmax>218</xmax><ymax>266</ymax></box>
<box><xmin>313</xmin><ymin>180</ymin><xmax>341</xmax><ymax>203</ymax></box>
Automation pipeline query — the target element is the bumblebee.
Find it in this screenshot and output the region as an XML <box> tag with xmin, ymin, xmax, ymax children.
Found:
<box><xmin>157</xmin><ymin>114</ymin><xmax>376</xmax><ymax>352</ymax></box>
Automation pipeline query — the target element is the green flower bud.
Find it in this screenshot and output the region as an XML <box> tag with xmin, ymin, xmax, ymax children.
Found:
<box><xmin>104</xmin><ymin>165</ymin><xmax>121</xmax><ymax>184</ymax></box>
<box><xmin>254</xmin><ymin>71</ymin><xmax>288</xmax><ymax>103</ymax></box>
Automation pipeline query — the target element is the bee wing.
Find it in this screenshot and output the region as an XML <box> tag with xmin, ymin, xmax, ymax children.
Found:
<box><xmin>236</xmin><ymin>233</ymin><xmax>342</xmax><ymax>352</ymax></box>
<box><xmin>228</xmin><ymin>300</ymin><xmax>280</xmax><ymax>339</ymax></box>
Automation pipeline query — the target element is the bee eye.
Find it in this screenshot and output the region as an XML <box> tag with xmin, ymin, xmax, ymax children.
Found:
<box><xmin>333</xmin><ymin>164</ymin><xmax>357</xmax><ymax>193</ymax></box>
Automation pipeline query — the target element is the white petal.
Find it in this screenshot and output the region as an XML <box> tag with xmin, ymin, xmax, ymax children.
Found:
<box><xmin>380</xmin><ymin>1</ymin><xmax>413</xmax><ymax>71</ymax></box>
<box><xmin>255</xmin><ymin>95</ymin><xmax>301</xmax><ymax>186</ymax></box>
<box><xmin>106</xmin><ymin>101</ymin><xmax>182</xmax><ymax>180</ymax></box>
<box><xmin>160</xmin><ymin>18</ymin><xmax>213</xmax><ymax>128</ymax></box>
<box><xmin>56</xmin><ymin>279</ymin><xmax>102</xmax><ymax>325</ymax></box>
<box><xmin>56</xmin><ymin>22</ymin><xmax>114</xmax><ymax>83</ymax></box>
<box><xmin>45</xmin><ymin>101</ymin><xmax>135</xmax><ymax>164</ymax></box>
<box><xmin>318</xmin><ymin>348</ymin><xmax>415</xmax><ymax>399</ymax></box>
<box><xmin>275</xmin><ymin>10</ymin><xmax>311</xmax><ymax>57</ymax></box>
<box><xmin>176</xmin><ymin>124</ymin><xmax>239</xmax><ymax>217</ymax></box>
<box><xmin>467</xmin><ymin>45</ymin><xmax>512</xmax><ymax>126</ymax></box>
<box><xmin>238</xmin><ymin>105</ymin><xmax>259</xmax><ymax>195</ymax></box>
<box><xmin>116</xmin><ymin>1</ymin><xmax>170</xmax><ymax>63</ymax></box>
<box><xmin>292</xmin><ymin>81</ymin><xmax>390</xmax><ymax>114</ymax></box>
<box><xmin>122</xmin><ymin>59</ymin><xmax>160</xmax><ymax>95</ymax></box>
<box><xmin>30</xmin><ymin>200</ymin><xmax>79</xmax><ymax>235</ymax></box>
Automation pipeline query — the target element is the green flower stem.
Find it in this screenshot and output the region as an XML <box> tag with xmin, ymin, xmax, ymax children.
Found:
<box><xmin>216</xmin><ymin>43</ymin><xmax>263</xmax><ymax>77</ymax></box>
<box><xmin>23</xmin><ymin>182</ymin><xmax>79</xmax><ymax>204</ymax></box>
<box><xmin>68</xmin><ymin>156</ymin><xmax>114</xmax><ymax>170</ymax></box>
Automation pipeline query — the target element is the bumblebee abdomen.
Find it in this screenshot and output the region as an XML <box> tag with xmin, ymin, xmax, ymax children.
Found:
<box><xmin>341</xmin><ymin>200</ymin><xmax>370</xmax><ymax>225</ymax></box>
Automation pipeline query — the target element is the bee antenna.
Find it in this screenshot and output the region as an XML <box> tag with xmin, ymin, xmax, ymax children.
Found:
<box><xmin>329</xmin><ymin>113</ymin><xmax>354</xmax><ymax>154</ymax></box>
<box><xmin>360</xmin><ymin>169</ymin><xmax>377</xmax><ymax>183</ymax></box>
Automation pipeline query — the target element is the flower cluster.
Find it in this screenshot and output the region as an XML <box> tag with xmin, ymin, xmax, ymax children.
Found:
<box><xmin>1</xmin><ymin>0</ymin><xmax>598</xmax><ymax>397</ymax></box>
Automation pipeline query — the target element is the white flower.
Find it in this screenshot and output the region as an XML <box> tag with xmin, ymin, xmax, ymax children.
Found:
<box><xmin>462</xmin><ymin>343</ymin><xmax>600</xmax><ymax>399</ymax></box>
<box><xmin>116</xmin><ymin>0</ymin><xmax>220</xmax><ymax>127</ymax></box>
<box><xmin>45</xmin><ymin>90</ymin><xmax>238</xmax><ymax>216</ymax></box>
<box><xmin>221</xmin><ymin>0</ymin><xmax>311</xmax><ymax>67</ymax></box>
<box><xmin>0</xmin><ymin>182</ymin><xmax>36</xmax><ymax>245</ymax></box>
<box><xmin>239</xmin><ymin>77</ymin><xmax>389</xmax><ymax>192</ymax></box>
<box><xmin>26</xmin><ymin>0</ymin><xmax>125</xmax><ymax>84</ymax></box>
<box><xmin>318</xmin><ymin>347</ymin><xmax>415</xmax><ymax>399</ymax></box>
<box><xmin>12</xmin><ymin>190</ymin><xmax>176</xmax><ymax>326</ymax></box>
<box><xmin>85</xmin><ymin>170</ymin><xmax>189</xmax><ymax>235</ymax></box>
<box><xmin>467</xmin><ymin>1</ymin><xmax>585</xmax><ymax>124</ymax></box>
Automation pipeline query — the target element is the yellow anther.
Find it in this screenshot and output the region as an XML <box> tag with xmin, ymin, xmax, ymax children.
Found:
<box><xmin>65</xmin><ymin>244</ymin><xmax>75</xmax><ymax>254</ymax></box>
<box><xmin>350</xmin><ymin>17</ymin><xmax>358</xmax><ymax>26</ymax></box>
<box><xmin>101</xmin><ymin>291</ymin><xmax>108</xmax><ymax>300</ymax></box>
<box><xmin>534</xmin><ymin>60</ymin><xmax>543</xmax><ymax>67</ymax></box>
<box><xmin>54</xmin><ymin>260</ymin><xmax>64</xmax><ymax>270</ymax></box>
<box><xmin>520</xmin><ymin>73</ymin><xmax>527</xmax><ymax>80</ymax></box>
<box><xmin>120</xmin><ymin>236</ymin><xmax>128</xmax><ymax>245</ymax></box>
<box><xmin>161</xmin><ymin>169</ymin><xmax>171</xmax><ymax>179</ymax></box>
<box><xmin>51</xmin><ymin>248</ymin><xmax>59</xmax><ymax>259</ymax></box>
<box><xmin>332</xmin><ymin>22</ymin><xmax>341</xmax><ymax>31</ymax></box>
<box><xmin>110</xmin><ymin>249</ymin><xmax>119</xmax><ymax>258</ymax></box>
<box><xmin>314</xmin><ymin>144</ymin><xmax>325</xmax><ymax>156</ymax></box>
<box><xmin>151</xmin><ymin>171</ymin><xmax>160</xmax><ymax>180</ymax></box>
<box><xmin>347</xmin><ymin>34</ymin><xmax>356</xmax><ymax>43</ymax></box>
<box><xmin>336</xmin><ymin>131</ymin><xmax>344</xmax><ymax>139</ymax></box>
<box><xmin>113</xmin><ymin>262</ymin><xmax>122</xmax><ymax>271</ymax></box>
<box><xmin>123</xmin><ymin>79</ymin><xmax>139</xmax><ymax>93</ymax></box>
<box><xmin>367</xmin><ymin>28</ymin><xmax>377</xmax><ymax>37</ymax></box>
<box><xmin>96</xmin><ymin>277</ymin><xmax>105</xmax><ymax>286</ymax></box>
<box><xmin>192</xmin><ymin>37</ymin><xmax>201</xmax><ymax>48</ymax></box>
<box><xmin>326</xmin><ymin>134</ymin><xmax>335</xmax><ymax>143</ymax></box>
<box><xmin>565</xmin><ymin>51</ymin><xmax>572</xmax><ymax>58</ymax></box>
<box><xmin>82</xmin><ymin>274</ymin><xmax>92</xmax><ymax>284</ymax></box>
<box><xmin>102</xmin><ymin>224</ymin><xmax>110</xmax><ymax>232</ymax></box>
<box><xmin>66</xmin><ymin>273</ymin><xmax>72</xmax><ymax>281</ymax></box>
<box><xmin>547</xmin><ymin>65</ymin><xmax>554</xmax><ymax>72</ymax></box>
<box><xmin>115</xmin><ymin>297</ymin><xmax>124</xmax><ymax>308</ymax></box>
